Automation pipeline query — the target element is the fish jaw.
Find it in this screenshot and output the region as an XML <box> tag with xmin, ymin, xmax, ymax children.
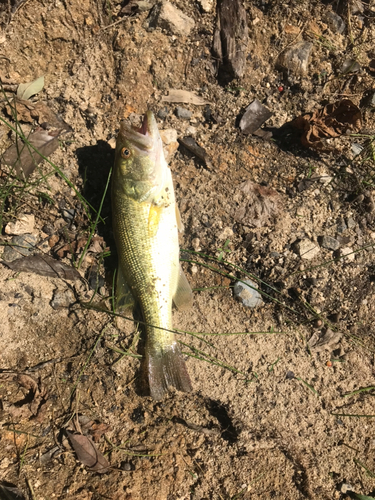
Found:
<box><xmin>113</xmin><ymin>112</ymin><xmax>167</xmax><ymax>203</ymax></box>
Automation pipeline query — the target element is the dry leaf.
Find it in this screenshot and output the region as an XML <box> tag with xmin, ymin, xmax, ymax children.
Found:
<box><xmin>66</xmin><ymin>431</ymin><xmax>110</xmax><ymax>473</ymax></box>
<box><xmin>5</xmin><ymin>374</ymin><xmax>48</xmax><ymax>422</ymax></box>
<box><xmin>292</xmin><ymin>99</ymin><xmax>362</xmax><ymax>151</ymax></box>
<box><xmin>56</xmin><ymin>237</ymin><xmax>87</xmax><ymax>259</ymax></box>
<box><xmin>3</xmin><ymin>255</ymin><xmax>80</xmax><ymax>280</ymax></box>
<box><xmin>308</xmin><ymin>328</ymin><xmax>342</xmax><ymax>352</ymax></box>
<box><xmin>161</xmin><ymin>89</ymin><xmax>208</xmax><ymax>105</ymax></box>
<box><xmin>17</xmin><ymin>76</ymin><xmax>44</xmax><ymax>100</ymax></box>
<box><xmin>234</xmin><ymin>181</ymin><xmax>281</xmax><ymax>227</ymax></box>
<box><xmin>2</xmin><ymin>127</ymin><xmax>61</xmax><ymax>178</ymax></box>
<box><xmin>0</xmin><ymin>483</ymin><xmax>26</xmax><ymax>500</ymax></box>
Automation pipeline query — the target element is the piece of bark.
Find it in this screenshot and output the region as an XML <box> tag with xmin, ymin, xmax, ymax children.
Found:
<box><xmin>178</xmin><ymin>137</ymin><xmax>212</xmax><ymax>168</ymax></box>
<box><xmin>212</xmin><ymin>0</ymin><xmax>248</xmax><ymax>83</ymax></box>
<box><xmin>239</xmin><ymin>99</ymin><xmax>273</xmax><ymax>135</ymax></box>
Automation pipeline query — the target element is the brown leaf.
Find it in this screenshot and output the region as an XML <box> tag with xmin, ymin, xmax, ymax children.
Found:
<box><xmin>292</xmin><ymin>99</ymin><xmax>362</xmax><ymax>151</ymax></box>
<box><xmin>5</xmin><ymin>374</ymin><xmax>48</xmax><ymax>422</ymax></box>
<box><xmin>234</xmin><ymin>181</ymin><xmax>281</xmax><ymax>227</ymax></box>
<box><xmin>66</xmin><ymin>431</ymin><xmax>110</xmax><ymax>473</ymax></box>
<box><xmin>90</xmin><ymin>422</ymin><xmax>112</xmax><ymax>442</ymax></box>
<box><xmin>2</xmin><ymin>127</ymin><xmax>61</xmax><ymax>178</ymax></box>
<box><xmin>56</xmin><ymin>237</ymin><xmax>87</xmax><ymax>259</ymax></box>
<box><xmin>3</xmin><ymin>254</ymin><xmax>80</xmax><ymax>280</ymax></box>
<box><xmin>308</xmin><ymin>328</ymin><xmax>342</xmax><ymax>352</ymax></box>
<box><xmin>0</xmin><ymin>483</ymin><xmax>26</xmax><ymax>500</ymax></box>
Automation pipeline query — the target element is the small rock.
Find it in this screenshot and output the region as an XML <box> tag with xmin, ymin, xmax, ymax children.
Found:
<box><xmin>296</xmin><ymin>238</ymin><xmax>320</xmax><ymax>260</ymax></box>
<box><xmin>340</xmin><ymin>247</ymin><xmax>355</xmax><ymax>262</ymax></box>
<box><xmin>61</xmin><ymin>208</ymin><xmax>76</xmax><ymax>222</ymax></box>
<box><xmin>198</xmin><ymin>0</ymin><xmax>213</xmax><ymax>12</ymax></box>
<box><xmin>186</xmin><ymin>126</ymin><xmax>197</xmax><ymax>136</ymax></box>
<box><xmin>233</xmin><ymin>279</ymin><xmax>263</xmax><ymax>308</ymax></box>
<box><xmin>192</xmin><ymin>237</ymin><xmax>201</xmax><ymax>251</ymax></box>
<box><xmin>5</xmin><ymin>214</ymin><xmax>35</xmax><ymax>235</ymax></box>
<box><xmin>346</xmin><ymin>216</ymin><xmax>356</xmax><ymax>229</ymax></box>
<box><xmin>340</xmin><ymin>483</ymin><xmax>353</xmax><ymax>494</ymax></box>
<box><xmin>277</xmin><ymin>41</ymin><xmax>313</xmax><ymax>74</ymax></box>
<box><xmin>160</xmin><ymin>128</ymin><xmax>179</xmax><ymax>161</ymax></box>
<box><xmin>286</xmin><ymin>371</ymin><xmax>295</xmax><ymax>380</ymax></box>
<box><xmin>51</xmin><ymin>289</ymin><xmax>75</xmax><ymax>310</ymax></box>
<box><xmin>2</xmin><ymin>234</ymin><xmax>38</xmax><ymax>262</ymax></box>
<box><xmin>160</xmin><ymin>128</ymin><xmax>177</xmax><ymax>144</ymax></box>
<box><xmin>157</xmin><ymin>107</ymin><xmax>169</xmax><ymax>119</ymax></box>
<box><xmin>336</xmin><ymin>218</ymin><xmax>347</xmax><ymax>234</ymax></box>
<box><xmin>175</xmin><ymin>107</ymin><xmax>192</xmax><ymax>120</ymax></box>
<box><xmin>147</xmin><ymin>1</ymin><xmax>195</xmax><ymax>36</ymax></box>
<box><xmin>320</xmin><ymin>235</ymin><xmax>340</xmax><ymax>251</ymax></box>
<box><xmin>326</xmin><ymin>11</ymin><xmax>346</xmax><ymax>34</ymax></box>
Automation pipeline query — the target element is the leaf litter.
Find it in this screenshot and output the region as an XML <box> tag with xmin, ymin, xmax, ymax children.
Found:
<box><xmin>291</xmin><ymin>99</ymin><xmax>362</xmax><ymax>151</ymax></box>
<box><xmin>16</xmin><ymin>76</ymin><xmax>45</xmax><ymax>101</ymax></box>
<box><xmin>2</xmin><ymin>254</ymin><xmax>81</xmax><ymax>280</ymax></box>
<box><xmin>66</xmin><ymin>430</ymin><xmax>110</xmax><ymax>474</ymax></box>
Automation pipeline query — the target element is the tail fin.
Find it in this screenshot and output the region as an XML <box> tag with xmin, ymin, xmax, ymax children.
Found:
<box><xmin>146</xmin><ymin>343</ymin><xmax>192</xmax><ymax>400</ymax></box>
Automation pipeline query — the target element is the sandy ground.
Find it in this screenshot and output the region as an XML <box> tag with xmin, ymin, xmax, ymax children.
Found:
<box><xmin>1</xmin><ymin>0</ymin><xmax>375</xmax><ymax>499</ymax></box>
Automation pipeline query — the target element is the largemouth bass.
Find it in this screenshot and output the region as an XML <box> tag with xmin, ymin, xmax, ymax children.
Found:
<box><xmin>112</xmin><ymin>111</ymin><xmax>193</xmax><ymax>400</ymax></box>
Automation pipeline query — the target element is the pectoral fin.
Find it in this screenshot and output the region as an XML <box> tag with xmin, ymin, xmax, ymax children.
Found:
<box><xmin>115</xmin><ymin>265</ymin><xmax>135</xmax><ymax>312</ymax></box>
<box><xmin>148</xmin><ymin>204</ymin><xmax>164</xmax><ymax>238</ymax></box>
<box><xmin>173</xmin><ymin>265</ymin><xmax>193</xmax><ymax>311</ymax></box>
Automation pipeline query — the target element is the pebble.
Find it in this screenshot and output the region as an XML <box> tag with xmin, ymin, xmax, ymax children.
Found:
<box><xmin>233</xmin><ymin>279</ymin><xmax>263</xmax><ymax>308</ymax></box>
<box><xmin>147</xmin><ymin>1</ymin><xmax>195</xmax><ymax>36</ymax></box>
<box><xmin>61</xmin><ymin>208</ymin><xmax>76</xmax><ymax>222</ymax></box>
<box><xmin>51</xmin><ymin>289</ymin><xmax>75</xmax><ymax>310</ymax></box>
<box><xmin>295</xmin><ymin>238</ymin><xmax>320</xmax><ymax>260</ymax></box>
<box><xmin>277</xmin><ymin>41</ymin><xmax>313</xmax><ymax>74</ymax></box>
<box><xmin>159</xmin><ymin>128</ymin><xmax>179</xmax><ymax>161</ymax></box>
<box><xmin>198</xmin><ymin>0</ymin><xmax>213</xmax><ymax>12</ymax></box>
<box><xmin>326</xmin><ymin>11</ymin><xmax>346</xmax><ymax>34</ymax></box>
<box><xmin>320</xmin><ymin>235</ymin><xmax>341</xmax><ymax>251</ymax></box>
<box><xmin>175</xmin><ymin>106</ymin><xmax>192</xmax><ymax>120</ymax></box>
<box><xmin>157</xmin><ymin>107</ymin><xmax>169</xmax><ymax>119</ymax></box>
<box><xmin>340</xmin><ymin>247</ymin><xmax>355</xmax><ymax>262</ymax></box>
<box><xmin>346</xmin><ymin>216</ymin><xmax>356</xmax><ymax>229</ymax></box>
<box><xmin>336</xmin><ymin>218</ymin><xmax>347</xmax><ymax>234</ymax></box>
<box><xmin>5</xmin><ymin>214</ymin><xmax>35</xmax><ymax>235</ymax></box>
<box><xmin>2</xmin><ymin>234</ymin><xmax>38</xmax><ymax>262</ymax></box>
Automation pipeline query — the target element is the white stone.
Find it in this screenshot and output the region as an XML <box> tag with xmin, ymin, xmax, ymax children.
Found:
<box><xmin>159</xmin><ymin>128</ymin><xmax>177</xmax><ymax>144</ymax></box>
<box><xmin>5</xmin><ymin>214</ymin><xmax>35</xmax><ymax>235</ymax></box>
<box><xmin>296</xmin><ymin>238</ymin><xmax>320</xmax><ymax>260</ymax></box>
<box><xmin>148</xmin><ymin>1</ymin><xmax>195</xmax><ymax>36</ymax></box>
<box><xmin>198</xmin><ymin>0</ymin><xmax>214</xmax><ymax>13</ymax></box>
<box><xmin>340</xmin><ymin>247</ymin><xmax>355</xmax><ymax>262</ymax></box>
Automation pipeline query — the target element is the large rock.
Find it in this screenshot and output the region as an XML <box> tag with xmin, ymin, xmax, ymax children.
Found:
<box><xmin>147</xmin><ymin>1</ymin><xmax>195</xmax><ymax>36</ymax></box>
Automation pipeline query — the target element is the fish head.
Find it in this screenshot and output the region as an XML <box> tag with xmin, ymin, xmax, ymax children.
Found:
<box><xmin>113</xmin><ymin>111</ymin><xmax>167</xmax><ymax>202</ymax></box>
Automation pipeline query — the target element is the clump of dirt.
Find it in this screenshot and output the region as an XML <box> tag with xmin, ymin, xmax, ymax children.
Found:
<box><xmin>1</xmin><ymin>1</ymin><xmax>375</xmax><ymax>499</ymax></box>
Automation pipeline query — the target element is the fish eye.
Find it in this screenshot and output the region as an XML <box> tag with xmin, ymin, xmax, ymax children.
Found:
<box><xmin>121</xmin><ymin>147</ymin><xmax>131</xmax><ymax>159</ymax></box>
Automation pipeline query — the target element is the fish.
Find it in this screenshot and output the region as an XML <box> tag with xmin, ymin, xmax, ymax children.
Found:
<box><xmin>112</xmin><ymin>110</ymin><xmax>193</xmax><ymax>400</ymax></box>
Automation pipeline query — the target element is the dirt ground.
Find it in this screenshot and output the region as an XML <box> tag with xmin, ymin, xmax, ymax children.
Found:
<box><xmin>1</xmin><ymin>0</ymin><xmax>375</xmax><ymax>499</ymax></box>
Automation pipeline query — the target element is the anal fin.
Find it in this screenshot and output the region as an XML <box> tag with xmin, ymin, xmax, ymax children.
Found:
<box><xmin>173</xmin><ymin>265</ymin><xmax>193</xmax><ymax>311</ymax></box>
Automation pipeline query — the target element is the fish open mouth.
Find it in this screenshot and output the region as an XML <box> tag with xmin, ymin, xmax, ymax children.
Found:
<box><xmin>119</xmin><ymin>111</ymin><xmax>158</xmax><ymax>151</ymax></box>
<box><xmin>137</xmin><ymin>112</ymin><xmax>149</xmax><ymax>135</ymax></box>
